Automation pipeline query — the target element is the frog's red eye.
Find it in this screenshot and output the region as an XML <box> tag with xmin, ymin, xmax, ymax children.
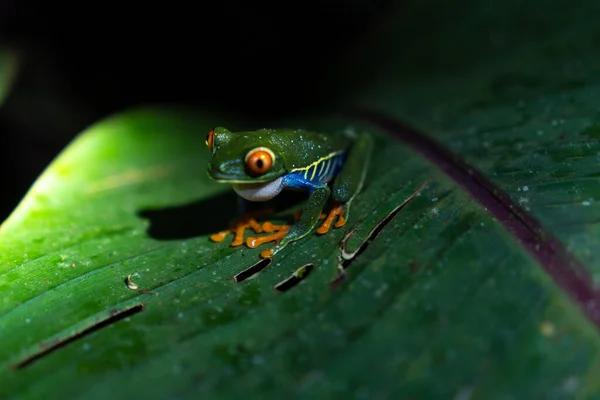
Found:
<box><xmin>245</xmin><ymin>147</ymin><xmax>275</xmax><ymax>176</ymax></box>
<box><xmin>206</xmin><ymin>129</ymin><xmax>215</xmax><ymax>152</ymax></box>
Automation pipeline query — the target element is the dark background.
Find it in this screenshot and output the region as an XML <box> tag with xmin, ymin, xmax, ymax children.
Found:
<box><xmin>0</xmin><ymin>0</ymin><xmax>401</xmax><ymax>221</ymax></box>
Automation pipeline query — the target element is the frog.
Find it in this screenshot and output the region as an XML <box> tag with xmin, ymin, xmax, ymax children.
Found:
<box><xmin>206</xmin><ymin>126</ymin><xmax>373</xmax><ymax>259</ymax></box>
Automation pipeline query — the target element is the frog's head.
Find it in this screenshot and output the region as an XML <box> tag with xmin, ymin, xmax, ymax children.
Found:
<box><xmin>206</xmin><ymin>127</ymin><xmax>287</xmax><ymax>183</ymax></box>
<box><xmin>206</xmin><ymin>127</ymin><xmax>289</xmax><ymax>201</ymax></box>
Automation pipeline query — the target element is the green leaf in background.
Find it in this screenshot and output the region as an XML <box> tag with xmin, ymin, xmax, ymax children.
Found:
<box><xmin>3</xmin><ymin>0</ymin><xmax>600</xmax><ymax>399</ymax></box>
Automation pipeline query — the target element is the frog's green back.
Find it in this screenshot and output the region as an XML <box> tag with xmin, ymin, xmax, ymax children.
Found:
<box><xmin>253</xmin><ymin>128</ymin><xmax>352</xmax><ymax>170</ymax></box>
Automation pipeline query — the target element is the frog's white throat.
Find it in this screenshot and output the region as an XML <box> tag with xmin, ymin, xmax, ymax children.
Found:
<box><xmin>232</xmin><ymin>176</ymin><xmax>285</xmax><ymax>202</ymax></box>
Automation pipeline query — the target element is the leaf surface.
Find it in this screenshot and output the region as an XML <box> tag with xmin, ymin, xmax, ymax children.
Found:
<box><xmin>3</xmin><ymin>1</ymin><xmax>600</xmax><ymax>398</ymax></box>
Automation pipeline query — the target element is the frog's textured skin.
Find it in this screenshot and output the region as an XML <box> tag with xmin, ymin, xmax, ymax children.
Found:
<box><xmin>207</xmin><ymin>127</ymin><xmax>373</xmax><ymax>259</ymax></box>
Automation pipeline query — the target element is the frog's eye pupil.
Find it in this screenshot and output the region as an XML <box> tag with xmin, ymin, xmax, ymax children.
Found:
<box><xmin>245</xmin><ymin>147</ymin><xmax>274</xmax><ymax>176</ymax></box>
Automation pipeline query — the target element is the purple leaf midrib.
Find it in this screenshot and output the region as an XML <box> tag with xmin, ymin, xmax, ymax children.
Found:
<box><xmin>349</xmin><ymin>108</ymin><xmax>600</xmax><ymax>329</ymax></box>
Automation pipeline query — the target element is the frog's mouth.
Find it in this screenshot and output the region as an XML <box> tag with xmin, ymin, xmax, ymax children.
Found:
<box><xmin>207</xmin><ymin>165</ymin><xmax>278</xmax><ymax>184</ymax></box>
<box><xmin>231</xmin><ymin>176</ymin><xmax>285</xmax><ymax>202</ymax></box>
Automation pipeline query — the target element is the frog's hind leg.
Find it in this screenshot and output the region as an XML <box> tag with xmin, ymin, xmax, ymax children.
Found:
<box><xmin>317</xmin><ymin>131</ymin><xmax>373</xmax><ymax>235</ymax></box>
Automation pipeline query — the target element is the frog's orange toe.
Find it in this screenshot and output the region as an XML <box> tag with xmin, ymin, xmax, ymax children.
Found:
<box><xmin>261</xmin><ymin>221</ymin><xmax>290</xmax><ymax>233</ymax></box>
<box><xmin>209</xmin><ymin>217</ymin><xmax>264</xmax><ymax>247</ymax></box>
<box><xmin>247</xmin><ymin>225</ymin><xmax>291</xmax><ymax>259</ymax></box>
<box><xmin>334</xmin><ymin>213</ymin><xmax>347</xmax><ymax>228</ymax></box>
<box><xmin>210</xmin><ymin>231</ymin><xmax>230</xmax><ymax>242</ymax></box>
<box><xmin>316</xmin><ymin>205</ymin><xmax>346</xmax><ymax>235</ymax></box>
<box><xmin>246</xmin><ymin>228</ymin><xmax>290</xmax><ymax>249</ymax></box>
<box><xmin>260</xmin><ymin>249</ymin><xmax>275</xmax><ymax>259</ymax></box>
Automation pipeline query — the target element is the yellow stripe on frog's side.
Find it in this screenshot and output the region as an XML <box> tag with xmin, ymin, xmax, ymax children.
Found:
<box><xmin>291</xmin><ymin>151</ymin><xmax>344</xmax><ymax>183</ymax></box>
<box><xmin>321</xmin><ymin>157</ymin><xmax>331</xmax><ymax>177</ymax></box>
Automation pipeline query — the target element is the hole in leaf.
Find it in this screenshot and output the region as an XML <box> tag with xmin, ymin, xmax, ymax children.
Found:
<box><xmin>13</xmin><ymin>304</ymin><xmax>145</xmax><ymax>370</ymax></box>
<box><xmin>232</xmin><ymin>258</ymin><xmax>272</xmax><ymax>283</ymax></box>
<box><xmin>333</xmin><ymin>180</ymin><xmax>430</xmax><ymax>285</ymax></box>
<box><xmin>274</xmin><ymin>263</ymin><xmax>315</xmax><ymax>292</ymax></box>
<box><xmin>338</xmin><ymin>204</ymin><xmax>406</xmax><ymax>269</ymax></box>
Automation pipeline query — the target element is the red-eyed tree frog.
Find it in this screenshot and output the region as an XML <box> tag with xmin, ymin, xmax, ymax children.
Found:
<box><xmin>206</xmin><ymin>127</ymin><xmax>373</xmax><ymax>258</ymax></box>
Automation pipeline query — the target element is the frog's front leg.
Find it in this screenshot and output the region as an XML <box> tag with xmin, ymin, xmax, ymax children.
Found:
<box><xmin>317</xmin><ymin>131</ymin><xmax>373</xmax><ymax>234</ymax></box>
<box><xmin>210</xmin><ymin>198</ymin><xmax>280</xmax><ymax>247</ymax></box>
<box><xmin>210</xmin><ymin>216</ymin><xmax>263</xmax><ymax>247</ymax></box>
<box><xmin>247</xmin><ymin>180</ymin><xmax>331</xmax><ymax>258</ymax></box>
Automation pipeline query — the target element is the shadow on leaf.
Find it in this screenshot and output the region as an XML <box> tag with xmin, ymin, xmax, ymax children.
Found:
<box><xmin>139</xmin><ymin>189</ymin><xmax>309</xmax><ymax>240</ymax></box>
<box><xmin>138</xmin><ymin>190</ymin><xmax>239</xmax><ymax>240</ymax></box>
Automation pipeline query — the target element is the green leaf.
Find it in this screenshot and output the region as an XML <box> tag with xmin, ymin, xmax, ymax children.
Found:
<box><xmin>3</xmin><ymin>1</ymin><xmax>600</xmax><ymax>398</ymax></box>
<box><xmin>2</xmin><ymin>105</ymin><xmax>599</xmax><ymax>399</ymax></box>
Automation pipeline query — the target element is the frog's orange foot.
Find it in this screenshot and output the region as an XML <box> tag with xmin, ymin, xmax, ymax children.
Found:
<box><xmin>316</xmin><ymin>205</ymin><xmax>347</xmax><ymax>235</ymax></box>
<box><xmin>209</xmin><ymin>216</ymin><xmax>263</xmax><ymax>247</ymax></box>
<box><xmin>247</xmin><ymin>222</ymin><xmax>291</xmax><ymax>258</ymax></box>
